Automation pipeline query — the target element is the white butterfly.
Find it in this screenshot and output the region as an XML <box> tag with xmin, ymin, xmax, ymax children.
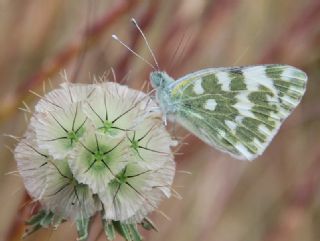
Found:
<box><xmin>113</xmin><ymin>19</ymin><xmax>307</xmax><ymax>161</ymax></box>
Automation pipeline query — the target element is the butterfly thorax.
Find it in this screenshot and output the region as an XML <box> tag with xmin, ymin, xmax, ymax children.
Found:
<box><xmin>150</xmin><ymin>71</ymin><xmax>177</xmax><ymax>114</ymax></box>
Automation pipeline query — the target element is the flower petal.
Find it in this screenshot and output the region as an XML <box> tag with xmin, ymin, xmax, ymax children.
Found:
<box><xmin>41</xmin><ymin>159</ymin><xmax>101</xmax><ymax>219</ymax></box>
<box><xmin>126</xmin><ymin>115</ymin><xmax>176</xmax><ymax>170</ymax></box>
<box><xmin>102</xmin><ymin>160</ymin><xmax>175</xmax><ymax>222</ymax></box>
<box><xmin>35</xmin><ymin>83</ymin><xmax>96</xmax><ymax>112</ymax></box>
<box><xmin>83</xmin><ymin>82</ymin><xmax>158</xmax><ymax>136</ymax></box>
<box><xmin>69</xmin><ymin>130</ymin><xmax>130</xmax><ymax>195</ymax></box>
<box><xmin>14</xmin><ymin>129</ymin><xmax>49</xmax><ymax>200</ymax></box>
<box><xmin>33</xmin><ymin>103</ymin><xmax>89</xmax><ymax>159</ymax></box>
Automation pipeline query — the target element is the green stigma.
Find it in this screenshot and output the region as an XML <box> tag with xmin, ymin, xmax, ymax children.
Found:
<box><xmin>94</xmin><ymin>150</ymin><xmax>105</xmax><ymax>162</ymax></box>
<box><xmin>130</xmin><ymin>140</ymin><xmax>139</xmax><ymax>150</ymax></box>
<box><xmin>67</xmin><ymin>131</ymin><xmax>79</xmax><ymax>144</ymax></box>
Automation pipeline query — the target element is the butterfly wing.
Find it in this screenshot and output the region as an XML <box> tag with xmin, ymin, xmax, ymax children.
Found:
<box><xmin>169</xmin><ymin>64</ymin><xmax>307</xmax><ymax>160</ymax></box>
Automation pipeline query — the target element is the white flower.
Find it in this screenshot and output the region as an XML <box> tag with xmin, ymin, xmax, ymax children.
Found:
<box><xmin>14</xmin><ymin>130</ymin><xmax>49</xmax><ymax>200</ymax></box>
<box><xmin>102</xmin><ymin>160</ymin><xmax>175</xmax><ymax>222</ymax></box>
<box><xmin>83</xmin><ymin>82</ymin><xmax>155</xmax><ymax>135</ymax></box>
<box><xmin>14</xmin><ymin>129</ymin><xmax>101</xmax><ymax>220</ymax></box>
<box><xmin>32</xmin><ymin>103</ymin><xmax>89</xmax><ymax>159</ymax></box>
<box><xmin>68</xmin><ymin>130</ymin><xmax>129</xmax><ymax>194</ymax></box>
<box><xmin>126</xmin><ymin>116</ymin><xmax>176</xmax><ymax>170</ymax></box>
<box><xmin>41</xmin><ymin>158</ymin><xmax>101</xmax><ymax>219</ymax></box>
<box><xmin>14</xmin><ymin>80</ymin><xmax>177</xmax><ymax>241</ymax></box>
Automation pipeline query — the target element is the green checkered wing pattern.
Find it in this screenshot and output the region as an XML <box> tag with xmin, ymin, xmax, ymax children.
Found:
<box><xmin>169</xmin><ymin>64</ymin><xmax>307</xmax><ymax>160</ymax></box>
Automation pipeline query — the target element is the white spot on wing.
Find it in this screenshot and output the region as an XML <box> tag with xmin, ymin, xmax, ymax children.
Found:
<box><xmin>289</xmin><ymin>85</ymin><xmax>304</xmax><ymax>94</ymax></box>
<box><xmin>258</xmin><ymin>124</ymin><xmax>271</xmax><ymax>136</ymax></box>
<box><xmin>253</xmin><ymin>138</ymin><xmax>264</xmax><ymax>149</ymax></box>
<box><xmin>193</xmin><ymin>79</ymin><xmax>204</xmax><ymax>94</ymax></box>
<box><xmin>280</xmin><ymin>95</ymin><xmax>299</xmax><ymax>107</ymax></box>
<box><xmin>218</xmin><ymin>129</ymin><xmax>226</xmax><ymax>138</ymax></box>
<box><xmin>281</xmin><ymin>67</ymin><xmax>304</xmax><ymax>81</ymax></box>
<box><xmin>266</xmin><ymin>94</ymin><xmax>275</xmax><ymax>102</ymax></box>
<box><xmin>235</xmin><ymin>115</ymin><xmax>244</xmax><ymax>123</ymax></box>
<box><xmin>216</xmin><ymin>71</ymin><xmax>231</xmax><ymax>91</ymax></box>
<box><xmin>233</xmin><ymin>92</ymin><xmax>255</xmax><ymax>118</ymax></box>
<box><xmin>281</xmin><ymin>67</ymin><xmax>306</xmax><ymax>94</ymax></box>
<box><xmin>242</xmin><ymin>66</ymin><xmax>277</xmax><ymax>95</ymax></box>
<box><xmin>235</xmin><ymin>143</ymin><xmax>252</xmax><ymax>160</ymax></box>
<box><xmin>204</xmin><ymin>99</ymin><xmax>217</xmax><ymax>111</ymax></box>
<box><xmin>225</xmin><ymin>120</ymin><xmax>237</xmax><ymax>131</ymax></box>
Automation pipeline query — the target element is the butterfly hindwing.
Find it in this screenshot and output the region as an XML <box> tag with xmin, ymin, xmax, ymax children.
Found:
<box><xmin>169</xmin><ymin>64</ymin><xmax>307</xmax><ymax>160</ymax></box>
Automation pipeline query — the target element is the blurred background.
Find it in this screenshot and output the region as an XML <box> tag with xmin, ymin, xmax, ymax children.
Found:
<box><xmin>1</xmin><ymin>0</ymin><xmax>320</xmax><ymax>240</ymax></box>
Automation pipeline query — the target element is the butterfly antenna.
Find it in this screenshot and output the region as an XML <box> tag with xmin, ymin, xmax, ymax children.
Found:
<box><xmin>112</xmin><ymin>34</ymin><xmax>156</xmax><ymax>70</ymax></box>
<box><xmin>131</xmin><ymin>18</ymin><xmax>160</xmax><ymax>70</ymax></box>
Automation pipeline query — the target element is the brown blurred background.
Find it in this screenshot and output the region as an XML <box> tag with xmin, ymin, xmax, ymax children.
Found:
<box><xmin>1</xmin><ymin>0</ymin><xmax>320</xmax><ymax>241</ymax></box>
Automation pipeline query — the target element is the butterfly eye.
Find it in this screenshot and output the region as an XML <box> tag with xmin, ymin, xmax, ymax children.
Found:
<box><xmin>150</xmin><ymin>71</ymin><xmax>163</xmax><ymax>88</ymax></box>
<box><xmin>160</xmin><ymin>79</ymin><xmax>164</xmax><ymax>85</ymax></box>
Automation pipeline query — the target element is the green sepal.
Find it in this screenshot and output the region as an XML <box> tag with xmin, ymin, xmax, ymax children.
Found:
<box><xmin>140</xmin><ymin>218</ymin><xmax>158</xmax><ymax>231</ymax></box>
<box><xmin>113</xmin><ymin>221</ymin><xmax>142</xmax><ymax>241</ymax></box>
<box><xmin>52</xmin><ymin>214</ymin><xmax>65</xmax><ymax>230</ymax></box>
<box><xmin>126</xmin><ymin>224</ymin><xmax>142</xmax><ymax>241</ymax></box>
<box><xmin>24</xmin><ymin>210</ymin><xmax>64</xmax><ymax>238</ymax></box>
<box><xmin>76</xmin><ymin>217</ymin><xmax>91</xmax><ymax>241</ymax></box>
<box><xmin>39</xmin><ymin>212</ymin><xmax>54</xmax><ymax>227</ymax></box>
<box><xmin>25</xmin><ymin>210</ymin><xmax>48</xmax><ymax>226</ymax></box>
<box><xmin>103</xmin><ymin>219</ymin><xmax>116</xmax><ymax>240</ymax></box>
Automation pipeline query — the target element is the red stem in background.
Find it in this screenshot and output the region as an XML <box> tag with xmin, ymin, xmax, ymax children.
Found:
<box><xmin>17</xmin><ymin>0</ymin><xmax>137</xmax><ymax>93</ymax></box>
<box><xmin>262</xmin><ymin>153</ymin><xmax>320</xmax><ymax>241</ymax></box>
<box><xmin>0</xmin><ymin>0</ymin><xmax>138</xmax><ymax>124</ymax></box>
<box><xmin>260</xmin><ymin>0</ymin><xmax>320</xmax><ymax>63</ymax></box>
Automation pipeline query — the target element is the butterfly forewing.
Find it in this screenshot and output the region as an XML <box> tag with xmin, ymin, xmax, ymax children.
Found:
<box><xmin>170</xmin><ymin>64</ymin><xmax>307</xmax><ymax>160</ymax></box>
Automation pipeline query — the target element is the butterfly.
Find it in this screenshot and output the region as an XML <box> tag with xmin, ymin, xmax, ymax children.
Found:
<box><xmin>150</xmin><ymin>65</ymin><xmax>307</xmax><ymax>160</ymax></box>
<box><xmin>113</xmin><ymin>19</ymin><xmax>308</xmax><ymax>161</ymax></box>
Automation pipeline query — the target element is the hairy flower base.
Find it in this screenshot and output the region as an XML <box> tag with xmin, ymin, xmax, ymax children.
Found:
<box><xmin>15</xmin><ymin>81</ymin><xmax>176</xmax><ymax>240</ymax></box>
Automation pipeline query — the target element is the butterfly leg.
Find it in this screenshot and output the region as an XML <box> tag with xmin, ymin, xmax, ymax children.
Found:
<box><xmin>161</xmin><ymin>112</ymin><xmax>168</xmax><ymax>126</ymax></box>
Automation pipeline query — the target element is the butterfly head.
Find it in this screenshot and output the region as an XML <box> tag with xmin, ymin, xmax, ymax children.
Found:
<box><xmin>150</xmin><ymin>71</ymin><xmax>177</xmax><ymax>115</ymax></box>
<box><xmin>150</xmin><ymin>71</ymin><xmax>174</xmax><ymax>89</ymax></box>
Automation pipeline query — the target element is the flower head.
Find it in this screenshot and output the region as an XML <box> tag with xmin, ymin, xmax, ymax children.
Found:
<box><xmin>14</xmin><ymin>80</ymin><xmax>176</xmax><ymax>240</ymax></box>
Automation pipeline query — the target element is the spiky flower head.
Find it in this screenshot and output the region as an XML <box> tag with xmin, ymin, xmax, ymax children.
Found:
<box><xmin>14</xmin><ymin>81</ymin><xmax>176</xmax><ymax>240</ymax></box>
